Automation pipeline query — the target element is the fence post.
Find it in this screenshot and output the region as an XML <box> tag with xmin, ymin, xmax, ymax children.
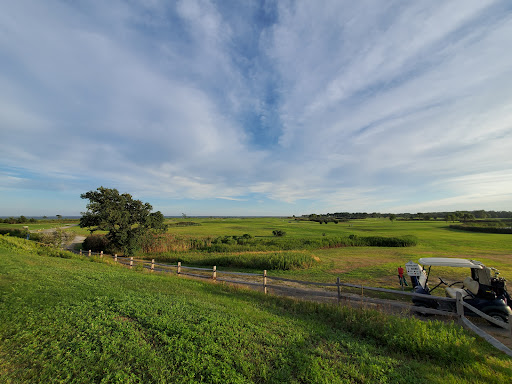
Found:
<box><xmin>88</xmin><ymin>249</ymin><xmax>91</xmax><ymax>257</ymax></box>
<box><xmin>151</xmin><ymin>259</ymin><xmax>155</xmax><ymax>272</ymax></box>
<box><xmin>130</xmin><ymin>257</ymin><xmax>133</xmax><ymax>269</ymax></box>
<box><xmin>337</xmin><ymin>277</ymin><xmax>341</xmax><ymax>304</ymax></box>
<box><xmin>80</xmin><ymin>249</ymin><xmax>82</xmax><ymax>256</ymax></box>
<box><xmin>456</xmin><ymin>291</ymin><xmax>464</xmax><ymax>320</ymax></box>
<box><xmin>177</xmin><ymin>261</ymin><xmax>181</xmax><ymax>275</ymax></box>
<box><xmin>114</xmin><ymin>254</ymin><xmax>117</xmax><ymax>262</ymax></box>
<box><xmin>100</xmin><ymin>251</ymin><xmax>103</xmax><ymax>258</ymax></box>
<box><xmin>263</xmin><ymin>270</ymin><xmax>267</xmax><ymax>294</ymax></box>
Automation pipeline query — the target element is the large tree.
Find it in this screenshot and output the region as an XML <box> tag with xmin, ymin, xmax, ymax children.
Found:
<box><xmin>80</xmin><ymin>187</ymin><xmax>167</xmax><ymax>255</ymax></box>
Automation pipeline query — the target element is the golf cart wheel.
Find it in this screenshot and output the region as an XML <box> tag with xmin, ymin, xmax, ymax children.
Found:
<box><xmin>485</xmin><ymin>311</ymin><xmax>508</xmax><ymax>327</ymax></box>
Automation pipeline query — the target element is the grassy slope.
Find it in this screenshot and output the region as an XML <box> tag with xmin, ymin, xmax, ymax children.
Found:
<box><xmin>0</xmin><ymin>236</ymin><xmax>511</xmax><ymax>383</ymax></box>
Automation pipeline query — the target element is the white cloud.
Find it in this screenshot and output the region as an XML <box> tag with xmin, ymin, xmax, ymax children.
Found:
<box><xmin>1</xmin><ymin>1</ymin><xmax>511</xmax><ymax>214</ymax></box>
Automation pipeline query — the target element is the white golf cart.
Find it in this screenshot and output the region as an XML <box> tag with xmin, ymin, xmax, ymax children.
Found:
<box><xmin>407</xmin><ymin>257</ymin><xmax>512</xmax><ymax>323</ymax></box>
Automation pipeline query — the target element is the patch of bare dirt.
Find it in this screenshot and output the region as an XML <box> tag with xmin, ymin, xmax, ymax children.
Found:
<box><xmin>66</xmin><ymin>235</ymin><xmax>86</xmax><ymax>251</ymax></box>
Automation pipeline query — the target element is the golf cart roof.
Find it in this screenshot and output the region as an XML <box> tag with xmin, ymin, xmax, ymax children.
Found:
<box><xmin>418</xmin><ymin>257</ymin><xmax>484</xmax><ymax>269</ymax></box>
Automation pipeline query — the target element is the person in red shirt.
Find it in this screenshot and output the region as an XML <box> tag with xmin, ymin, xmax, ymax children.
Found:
<box><xmin>398</xmin><ymin>266</ymin><xmax>408</xmax><ymax>287</ymax></box>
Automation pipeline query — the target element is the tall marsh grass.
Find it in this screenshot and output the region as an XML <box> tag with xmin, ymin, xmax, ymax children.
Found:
<box><xmin>145</xmin><ymin>250</ymin><xmax>316</xmax><ymax>270</ymax></box>
<box><xmin>141</xmin><ymin>233</ymin><xmax>418</xmax><ymax>254</ymax></box>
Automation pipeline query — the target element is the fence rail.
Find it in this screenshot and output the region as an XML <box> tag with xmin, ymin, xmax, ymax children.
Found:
<box><xmin>455</xmin><ymin>291</ymin><xmax>512</xmax><ymax>357</ymax></box>
<box><xmin>77</xmin><ymin>248</ymin><xmax>512</xmax><ymax>356</ymax></box>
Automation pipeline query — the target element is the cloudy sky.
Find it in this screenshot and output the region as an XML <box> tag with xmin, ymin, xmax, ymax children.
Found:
<box><xmin>1</xmin><ymin>0</ymin><xmax>512</xmax><ymax>216</ymax></box>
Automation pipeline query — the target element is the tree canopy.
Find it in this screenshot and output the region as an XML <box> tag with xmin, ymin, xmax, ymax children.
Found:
<box><xmin>80</xmin><ymin>187</ymin><xmax>167</xmax><ymax>255</ymax></box>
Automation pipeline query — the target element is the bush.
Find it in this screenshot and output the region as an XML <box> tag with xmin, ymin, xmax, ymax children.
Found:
<box><xmin>362</xmin><ymin>235</ymin><xmax>418</xmax><ymax>247</ymax></box>
<box><xmin>0</xmin><ymin>228</ymin><xmax>43</xmax><ymax>242</ymax></box>
<box><xmin>171</xmin><ymin>222</ymin><xmax>201</xmax><ymax>227</ymax></box>
<box><xmin>39</xmin><ymin>229</ymin><xmax>74</xmax><ymax>248</ymax></box>
<box><xmin>272</xmin><ymin>230</ymin><xmax>286</xmax><ymax>237</ymax></box>
<box><xmin>83</xmin><ymin>234</ymin><xmax>111</xmax><ymax>252</ymax></box>
<box><xmin>0</xmin><ymin>228</ymin><xmax>29</xmax><ymax>239</ymax></box>
<box><xmin>449</xmin><ymin>225</ymin><xmax>512</xmax><ymax>234</ymax></box>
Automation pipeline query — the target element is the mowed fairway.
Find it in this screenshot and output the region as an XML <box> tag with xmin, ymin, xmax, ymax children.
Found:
<box><xmin>162</xmin><ymin>218</ymin><xmax>512</xmax><ymax>288</ymax></box>
<box><xmin>1</xmin><ymin>235</ymin><xmax>511</xmax><ymax>383</ymax></box>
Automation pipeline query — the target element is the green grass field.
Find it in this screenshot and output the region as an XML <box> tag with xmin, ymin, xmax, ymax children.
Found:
<box><xmin>151</xmin><ymin>218</ymin><xmax>512</xmax><ymax>288</ymax></box>
<box><xmin>1</xmin><ymin>235</ymin><xmax>511</xmax><ymax>383</ymax></box>
<box><xmin>10</xmin><ymin>217</ymin><xmax>512</xmax><ymax>290</ymax></box>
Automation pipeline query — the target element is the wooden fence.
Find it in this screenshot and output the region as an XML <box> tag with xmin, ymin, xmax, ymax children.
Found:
<box><xmin>77</xmin><ymin>249</ymin><xmax>512</xmax><ymax>357</ymax></box>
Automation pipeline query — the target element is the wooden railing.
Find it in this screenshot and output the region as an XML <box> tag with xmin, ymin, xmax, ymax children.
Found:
<box><xmin>455</xmin><ymin>291</ymin><xmax>512</xmax><ymax>357</ymax></box>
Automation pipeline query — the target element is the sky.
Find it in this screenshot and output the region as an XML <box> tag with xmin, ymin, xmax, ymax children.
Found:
<box><xmin>1</xmin><ymin>0</ymin><xmax>512</xmax><ymax>217</ymax></box>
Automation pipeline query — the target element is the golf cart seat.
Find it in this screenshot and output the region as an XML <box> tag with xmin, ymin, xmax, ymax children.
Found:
<box><xmin>445</xmin><ymin>277</ymin><xmax>479</xmax><ymax>299</ymax></box>
<box><xmin>445</xmin><ymin>287</ymin><xmax>470</xmax><ymax>299</ymax></box>
<box><xmin>463</xmin><ymin>277</ymin><xmax>479</xmax><ymax>295</ymax></box>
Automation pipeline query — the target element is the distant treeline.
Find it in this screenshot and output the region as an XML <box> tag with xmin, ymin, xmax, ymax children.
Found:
<box><xmin>0</xmin><ymin>215</ymin><xmax>76</xmax><ymax>224</ymax></box>
<box><xmin>300</xmin><ymin>210</ymin><xmax>512</xmax><ymax>221</ymax></box>
<box><xmin>0</xmin><ymin>216</ymin><xmax>38</xmax><ymax>224</ymax></box>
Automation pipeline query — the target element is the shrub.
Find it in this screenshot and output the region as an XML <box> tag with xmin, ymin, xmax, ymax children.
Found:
<box><xmin>83</xmin><ymin>234</ymin><xmax>111</xmax><ymax>252</ymax></box>
<box><xmin>39</xmin><ymin>229</ymin><xmax>74</xmax><ymax>248</ymax></box>
<box><xmin>450</xmin><ymin>225</ymin><xmax>512</xmax><ymax>234</ymax></box>
<box><xmin>0</xmin><ymin>228</ymin><xmax>44</xmax><ymax>242</ymax></box>
<box><xmin>272</xmin><ymin>230</ymin><xmax>286</xmax><ymax>237</ymax></box>
<box><xmin>172</xmin><ymin>222</ymin><xmax>201</xmax><ymax>227</ymax></box>
<box><xmin>0</xmin><ymin>228</ymin><xmax>29</xmax><ymax>239</ymax></box>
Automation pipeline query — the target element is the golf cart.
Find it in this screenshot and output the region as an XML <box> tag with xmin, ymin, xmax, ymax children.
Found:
<box><xmin>406</xmin><ymin>258</ymin><xmax>512</xmax><ymax>323</ymax></box>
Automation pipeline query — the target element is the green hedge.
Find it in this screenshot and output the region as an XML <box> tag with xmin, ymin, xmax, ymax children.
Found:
<box><xmin>450</xmin><ymin>225</ymin><xmax>512</xmax><ymax>234</ymax></box>
<box><xmin>0</xmin><ymin>228</ymin><xmax>43</xmax><ymax>241</ymax></box>
<box><xmin>203</xmin><ymin>235</ymin><xmax>418</xmax><ymax>252</ymax></box>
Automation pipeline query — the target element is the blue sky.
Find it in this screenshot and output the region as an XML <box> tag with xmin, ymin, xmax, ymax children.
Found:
<box><xmin>1</xmin><ymin>0</ymin><xmax>512</xmax><ymax>216</ymax></box>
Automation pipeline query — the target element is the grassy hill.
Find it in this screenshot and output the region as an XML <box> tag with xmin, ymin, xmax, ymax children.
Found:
<box><xmin>1</xmin><ymin>235</ymin><xmax>511</xmax><ymax>383</ymax></box>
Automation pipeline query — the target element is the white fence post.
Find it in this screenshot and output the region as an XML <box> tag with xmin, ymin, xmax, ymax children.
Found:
<box><xmin>130</xmin><ymin>257</ymin><xmax>133</xmax><ymax>269</ymax></box>
<box><xmin>177</xmin><ymin>261</ymin><xmax>181</xmax><ymax>275</ymax></box>
<box><xmin>114</xmin><ymin>254</ymin><xmax>117</xmax><ymax>262</ymax></box>
<box><xmin>213</xmin><ymin>266</ymin><xmax>217</xmax><ymax>280</ymax></box>
<box><xmin>88</xmin><ymin>249</ymin><xmax>91</xmax><ymax>257</ymax></box>
<box><xmin>263</xmin><ymin>270</ymin><xmax>267</xmax><ymax>294</ymax></box>
<box><xmin>100</xmin><ymin>251</ymin><xmax>103</xmax><ymax>258</ymax></box>
<box><xmin>151</xmin><ymin>259</ymin><xmax>155</xmax><ymax>272</ymax></box>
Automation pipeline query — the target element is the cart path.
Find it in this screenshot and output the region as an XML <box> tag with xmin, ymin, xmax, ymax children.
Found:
<box><xmin>29</xmin><ymin>225</ymin><xmax>85</xmax><ymax>251</ymax></box>
<box><xmin>66</xmin><ymin>235</ymin><xmax>86</xmax><ymax>251</ymax></box>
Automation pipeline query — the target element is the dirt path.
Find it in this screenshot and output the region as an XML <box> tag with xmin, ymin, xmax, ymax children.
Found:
<box><xmin>29</xmin><ymin>225</ymin><xmax>85</xmax><ymax>251</ymax></box>
<box><xmin>66</xmin><ymin>235</ymin><xmax>86</xmax><ymax>251</ymax></box>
